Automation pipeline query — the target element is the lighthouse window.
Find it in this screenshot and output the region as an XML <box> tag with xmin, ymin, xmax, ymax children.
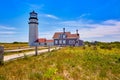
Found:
<box><xmin>31</xmin><ymin>14</ymin><xmax>36</xmax><ymax>17</ymax></box>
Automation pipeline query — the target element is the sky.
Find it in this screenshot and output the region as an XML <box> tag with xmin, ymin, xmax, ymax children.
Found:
<box><xmin>0</xmin><ymin>0</ymin><xmax>120</xmax><ymax>42</ymax></box>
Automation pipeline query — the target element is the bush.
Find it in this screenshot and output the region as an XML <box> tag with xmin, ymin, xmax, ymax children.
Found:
<box><xmin>100</xmin><ymin>45</ymin><xmax>112</xmax><ymax>50</ymax></box>
<box><xmin>13</xmin><ymin>42</ymin><xmax>19</xmax><ymax>44</ymax></box>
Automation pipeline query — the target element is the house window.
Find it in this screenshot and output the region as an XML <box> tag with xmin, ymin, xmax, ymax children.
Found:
<box><xmin>44</xmin><ymin>43</ymin><xmax>47</xmax><ymax>45</ymax></box>
<box><xmin>69</xmin><ymin>40</ymin><xmax>72</xmax><ymax>44</ymax></box>
<box><xmin>55</xmin><ymin>40</ymin><xmax>58</xmax><ymax>44</ymax></box>
<box><xmin>59</xmin><ymin>40</ymin><xmax>62</xmax><ymax>44</ymax></box>
<box><xmin>69</xmin><ymin>40</ymin><xmax>75</xmax><ymax>44</ymax></box>
<box><xmin>72</xmin><ymin>40</ymin><xmax>75</xmax><ymax>44</ymax></box>
<box><xmin>63</xmin><ymin>40</ymin><xmax>66</xmax><ymax>44</ymax></box>
<box><xmin>59</xmin><ymin>34</ymin><xmax>62</xmax><ymax>38</ymax></box>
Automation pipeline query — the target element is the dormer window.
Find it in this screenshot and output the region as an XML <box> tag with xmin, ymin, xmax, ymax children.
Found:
<box><xmin>63</xmin><ymin>34</ymin><xmax>66</xmax><ymax>38</ymax></box>
<box><xmin>59</xmin><ymin>34</ymin><xmax>62</xmax><ymax>38</ymax></box>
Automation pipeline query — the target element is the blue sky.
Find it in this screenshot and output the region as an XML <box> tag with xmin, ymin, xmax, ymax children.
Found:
<box><xmin>0</xmin><ymin>0</ymin><xmax>120</xmax><ymax>42</ymax></box>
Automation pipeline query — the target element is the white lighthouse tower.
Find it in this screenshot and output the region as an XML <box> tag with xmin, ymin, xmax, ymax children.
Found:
<box><xmin>28</xmin><ymin>11</ymin><xmax>38</xmax><ymax>46</ymax></box>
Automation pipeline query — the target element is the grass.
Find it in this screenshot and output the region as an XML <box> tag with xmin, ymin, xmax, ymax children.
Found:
<box><xmin>0</xmin><ymin>43</ymin><xmax>29</xmax><ymax>50</ymax></box>
<box><xmin>0</xmin><ymin>46</ymin><xmax>120</xmax><ymax>80</ymax></box>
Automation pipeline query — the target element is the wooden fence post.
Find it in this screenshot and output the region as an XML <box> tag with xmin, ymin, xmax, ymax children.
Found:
<box><xmin>0</xmin><ymin>46</ymin><xmax>4</xmax><ymax>64</ymax></box>
<box><xmin>35</xmin><ymin>46</ymin><xmax>38</xmax><ymax>56</ymax></box>
<box><xmin>48</xmin><ymin>46</ymin><xmax>50</xmax><ymax>52</ymax></box>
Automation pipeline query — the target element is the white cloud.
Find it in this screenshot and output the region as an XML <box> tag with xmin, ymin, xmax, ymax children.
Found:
<box><xmin>39</xmin><ymin>31</ymin><xmax>55</xmax><ymax>39</ymax></box>
<box><xmin>79</xmin><ymin>13</ymin><xmax>91</xmax><ymax>18</ymax></box>
<box><xmin>60</xmin><ymin>19</ymin><xmax>95</xmax><ymax>28</ymax></box>
<box><xmin>44</xmin><ymin>14</ymin><xmax>59</xmax><ymax>19</ymax></box>
<box><xmin>102</xmin><ymin>20</ymin><xmax>119</xmax><ymax>25</ymax></box>
<box><xmin>0</xmin><ymin>25</ymin><xmax>16</xmax><ymax>30</ymax></box>
<box><xmin>0</xmin><ymin>31</ymin><xmax>16</xmax><ymax>35</ymax></box>
<box><xmin>0</xmin><ymin>25</ymin><xmax>16</xmax><ymax>36</ymax></box>
<box><xmin>37</xmin><ymin>18</ymin><xmax>120</xmax><ymax>42</ymax></box>
<box><xmin>61</xmin><ymin>20</ymin><xmax>120</xmax><ymax>39</ymax></box>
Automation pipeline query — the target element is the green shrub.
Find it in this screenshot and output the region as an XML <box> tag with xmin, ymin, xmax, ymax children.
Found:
<box><xmin>43</xmin><ymin>68</ymin><xmax>58</xmax><ymax>79</ymax></box>
<box><xmin>0</xmin><ymin>75</ymin><xmax>6</xmax><ymax>80</ymax></box>
<box><xmin>100</xmin><ymin>45</ymin><xmax>112</xmax><ymax>50</ymax></box>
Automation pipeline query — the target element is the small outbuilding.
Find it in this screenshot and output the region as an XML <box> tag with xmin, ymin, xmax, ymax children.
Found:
<box><xmin>35</xmin><ymin>38</ymin><xmax>54</xmax><ymax>46</ymax></box>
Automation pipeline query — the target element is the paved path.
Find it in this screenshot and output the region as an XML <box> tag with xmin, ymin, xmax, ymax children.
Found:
<box><xmin>4</xmin><ymin>47</ymin><xmax>59</xmax><ymax>62</ymax></box>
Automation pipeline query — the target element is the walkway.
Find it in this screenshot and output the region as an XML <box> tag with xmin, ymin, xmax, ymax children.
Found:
<box><xmin>4</xmin><ymin>47</ymin><xmax>60</xmax><ymax>62</ymax></box>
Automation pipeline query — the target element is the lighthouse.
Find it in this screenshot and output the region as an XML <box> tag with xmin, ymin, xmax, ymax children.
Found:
<box><xmin>28</xmin><ymin>11</ymin><xmax>38</xmax><ymax>46</ymax></box>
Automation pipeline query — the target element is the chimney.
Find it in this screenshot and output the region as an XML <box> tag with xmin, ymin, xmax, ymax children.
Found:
<box><xmin>63</xmin><ymin>28</ymin><xmax>65</xmax><ymax>33</ymax></box>
<box><xmin>76</xmin><ymin>29</ymin><xmax>78</xmax><ymax>34</ymax></box>
<box><xmin>76</xmin><ymin>29</ymin><xmax>79</xmax><ymax>36</ymax></box>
